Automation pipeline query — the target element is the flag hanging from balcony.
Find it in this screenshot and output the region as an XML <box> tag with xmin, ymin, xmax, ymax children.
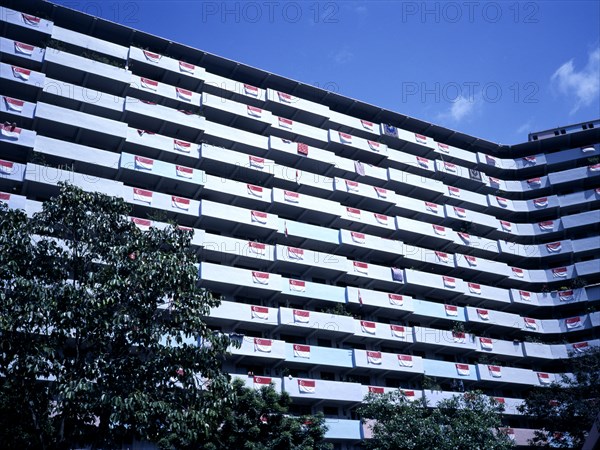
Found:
<box><xmin>454</xmin><ymin>206</ymin><xmax>467</xmax><ymax>218</ymax></box>
<box><xmin>533</xmin><ymin>197</ymin><xmax>548</xmax><ymax>207</ymax></box>
<box><xmin>448</xmin><ymin>186</ymin><xmax>460</xmax><ymax>197</ymax></box>
<box><xmin>251</xmin><ymin>305</ymin><xmax>269</xmax><ymax>319</ymax></box>
<box><xmin>298</xmin><ymin>379</ymin><xmax>316</xmax><ymax>393</ymax></box>
<box><xmin>283</xmin><ymin>190</ymin><xmax>300</xmax><ymax>203</ymax></box>
<box><xmin>251</xmin><ymin>272</ymin><xmax>270</xmax><ymax>286</ymax></box>
<box><xmin>178</xmin><ymin>61</ymin><xmax>195</xmax><ymax>74</ymax></box>
<box><xmin>477</xmin><ymin>309</ymin><xmax>489</xmax><ymax>320</ymax></box>
<box><xmin>566</xmin><ymin>316</ymin><xmax>582</xmax><ymax>329</ymax></box>
<box><xmin>391</xmin><ymin>267</ymin><xmax>404</xmax><ymax>283</ymax></box>
<box><xmin>458</xmin><ymin>232</ymin><xmax>471</xmax><ymax>243</ymax></box>
<box><xmin>247</xmin><ymin>105</ymin><xmax>262</xmax><ymax>118</ymax></box>
<box><xmin>388</xmin><ymin>294</ymin><xmax>403</xmax><ymax>306</ymax></box>
<box><xmin>142</xmin><ymin>50</ymin><xmax>162</xmax><ymax>63</ymax></box>
<box><xmin>414</xmin><ymin>133</ymin><xmax>428</xmax><ymax>145</ymax></box>
<box><xmin>351</xmin><ymin>231</ymin><xmax>366</xmax><ymax>244</ymax></box>
<box><xmin>353</xmin><ymin>261</ymin><xmax>369</xmax><ymax>275</ymax></box>
<box><xmin>366</xmin><ymin>351</ymin><xmax>382</xmax><ymax>365</ymax></box>
<box><xmin>374</xmin><ymin>213</ymin><xmax>389</xmax><ymax>226</ymax></box>
<box><xmin>140</xmin><ymin>77</ymin><xmax>158</xmax><ymax>91</ymax></box>
<box><xmin>581</xmin><ymin>146</ymin><xmax>596</xmax><ymax>152</ymax></box>
<box><xmin>338</xmin><ymin>132</ymin><xmax>353</xmax><ymax>144</ymax></box>
<box><xmin>587</xmin><ymin>162</ymin><xmax>600</xmax><ymax>172</ymax></box>
<box><xmin>445</xmin><ymin>304</ymin><xmax>458</xmax><ymax>316</ymax></box>
<box><xmin>485</xmin><ymin>154</ymin><xmax>497</xmax><ymax>166</ymax></box>
<box><xmin>374</xmin><ymin>187</ymin><xmax>388</xmax><ymax>199</ymax></box>
<box><xmin>552</xmin><ymin>267</ymin><xmax>568</xmax><ymax>278</ymax></box>
<box><xmin>453</xmin><ymin>332</ymin><xmax>466</xmax><ymax>344</ymax></box>
<box><xmin>488</xmin><ymin>365</ymin><xmax>502</xmax><ymax>378</ymax></box>
<box><xmin>500</xmin><ymin>220</ymin><xmax>512</xmax><ymax>232</ymax></box>
<box><xmin>345</xmin><ymin>179</ymin><xmax>359</xmax><ymax>192</ymax></box>
<box><xmin>361</xmin><ymin>119</ymin><xmax>374</xmax><ymax>132</ymax></box>
<box><xmin>433</xmin><ymin>224</ymin><xmax>446</xmax><ymax>236</ymax></box>
<box><xmin>289</xmin><ymin>279</ymin><xmax>306</xmax><ymax>292</ymax></box>
<box><xmin>546</xmin><ymin>242</ymin><xmax>562</xmax><ymax>252</ymax></box>
<box><xmin>248</xmin><ymin>242</ymin><xmax>266</xmax><ymax>256</ymax></box>
<box><xmin>390</xmin><ymin>325</ymin><xmax>406</xmax><ymax>339</ymax></box>
<box><xmin>489</xmin><ymin>177</ymin><xmax>501</xmax><ymax>187</ymax></box>
<box><xmin>368</xmin><ymin>386</ymin><xmax>384</xmax><ymax>394</ymax></box>
<box><xmin>253</xmin><ymin>376</ymin><xmax>272</xmax><ymax>387</ymax></box>
<box><xmin>443</xmin><ymin>277</ymin><xmax>456</xmax><ymax>289</ymax></box>
<box><xmin>277</xmin><ymin>91</ymin><xmax>294</xmax><ymax>103</ymax></box>
<box><xmin>573</xmin><ymin>342</ymin><xmax>589</xmax><ymax>353</ymax></box>
<box><xmin>133</xmin><ymin>188</ymin><xmax>153</xmax><ymax>204</ymax></box>
<box><xmin>293</xmin><ymin>344</ymin><xmax>311</xmax><ymax>358</ymax></box>
<box><xmin>469</xmin><ymin>283</ymin><xmax>481</xmax><ymax>295</ymax></box>
<box><xmin>134</xmin><ymin>155</ymin><xmax>154</xmax><ymax>170</ymax></box>
<box><xmin>537</xmin><ymin>372</ymin><xmax>551</xmax><ymax>385</ymax></box>
<box><xmin>480</xmin><ymin>337</ymin><xmax>493</xmax><ymax>350</ymax></box>
<box><xmin>14</xmin><ymin>41</ymin><xmax>35</xmax><ymax>56</ymax></box>
<box><xmin>249</xmin><ymin>155</ymin><xmax>265</xmax><ymax>170</ymax></box>
<box><xmin>131</xmin><ymin>217</ymin><xmax>152</xmax><ymax>231</ymax></box>
<box><xmin>444</xmin><ymin>162</ymin><xmax>457</xmax><ymax>173</ymax></box>
<box><xmin>247</xmin><ymin>184</ymin><xmax>263</xmax><ymax>198</ymax></box>
<box><xmin>244</xmin><ymin>84</ymin><xmax>259</xmax><ymax>97</ymax></box>
<box><xmin>171</xmin><ymin>196</ymin><xmax>190</xmax><ymax>211</ymax></box>
<box><xmin>251</xmin><ymin>210</ymin><xmax>268</xmax><ymax>224</ymax></box>
<box><xmin>398</xmin><ymin>354</ymin><xmax>413</xmax><ymax>367</ymax></box>
<box><xmin>527</xmin><ymin>177</ymin><xmax>541</xmax><ymax>187</ymax></box>
<box><xmin>416</xmin><ymin>156</ymin><xmax>429</xmax><ymax>169</ymax></box>
<box><xmin>539</xmin><ymin>221</ymin><xmax>554</xmax><ymax>231</ymax></box>
<box><xmin>558</xmin><ymin>290</ymin><xmax>574</xmax><ymax>302</ymax></box>
<box><xmin>519</xmin><ymin>291</ymin><xmax>532</xmax><ymax>302</ymax></box>
<box><xmin>176</xmin><ymin>87</ymin><xmax>193</xmax><ymax>101</ymax></box>
<box><xmin>21</xmin><ymin>13</ymin><xmax>41</xmax><ymax>26</ymax></box>
<box><xmin>346</xmin><ymin>207</ymin><xmax>361</xmax><ymax>220</ymax></box>
<box><xmin>361</xmin><ymin>321</ymin><xmax>377</xmax><ymax>334</ymax></box>
<box><xmin>436</xmin><ymin>251</ymin><xmax>449</xmax><ymax>264</ymax></box>
<box><xmin>4</xmin><ymin>96</ymin><xmax>25</xmax><ymax>113</ymax></box>
<box><xmin>254</xmin><ymin>338</ymin><xmax>272</xmax><ymax>353</ymax></box>
<box><xmin>354</xmin><ymin>160</ymin><xmax>365</xmax><ymax>176</ymax></box>
<box><xmin>176</xmin><ymin>165</ymin><xmax>193</xmax><ymax>178</ymax></box>
<box><xmin>437</xmin><ymin>142</ymin><xmax>450</xmax><ymax>153</ymax></box>
<box><xmin>425</xmin><ymin>202</ymin><xmax>438</xmax><ymax>214</ymax></box>
<box><xmin>357</xmin><ymin>289</ymin><xmax>363</xmax><ymax>305</ymax></box>
<box><xmin>465</xmin><ymin>255</ymin><xmax>477</xmax><ymax>266</ymax></box>
<box><xmin>524</xmin><ymin>317</ymin><xmax>537</xmax><ymax>330</ymax></box>
<box><xmin>12</xmin><ymin>66</ymin><xmax>31</xmax><ymax>81</ymax></box>
<box><xmin>297</xmin><ymin>142</ymin><xmax>309</xmax><ymax>156</ymax></box>
<box><xmin>524</xmin><ymin>155</ymin><xmax>537</xmax><ymax>164</ymax></box>
<box><xmin>293</xmin><ymin>309</ymin><xmax>310</xmax><ymax>323</ymax></box>
<box><xmin>496</xmin><ymin>196</ymin><xmax>509</xmax><ymax>208</ymax></box>
<box><xmin>287</xmin><ymin>246</ymin><xmax>304</xmax><ymax>260</ymax></box>
<box><xmin>278</xmin><ymin>117</ymin><xmax>293</xmax><ymax>129</ymax></box>
<box><xmin>456</xmin><ymin>363</ymin><xmax>470</xmax><ymax>376</ymax></box>
<box><xmin>511</xmin><ymin>267</ymin><xmax>524</xmax><ymax>278</ymax></box>
<box><xmin>368</xmin><ymin>140</ymin><xmax>381</xmax><ymax>152</ymax></box>
<box><xmin>173</xmin><ymin>139</ymin><xmax>191</xmax><ymax>153</ymax></box>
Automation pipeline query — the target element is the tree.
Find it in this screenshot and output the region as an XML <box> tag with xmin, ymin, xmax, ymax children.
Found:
<box><xmin>0</xmin><ymin>183</ymin><xmax>233</xmax><ymax>449</ymax></box>
<box><xmin>358</xmin><ymin>390</ymin><xmax>514</xmax><ymax>450</ymax></box>
<box><xmin>204</xmin><ymin>378</ymin><xmax>332</xmax><ymax>450</ymax></box>
<box><xmin>518</xmin><ymin>346</ymin><xmax>600</xmax><ymax>448</ymax></box>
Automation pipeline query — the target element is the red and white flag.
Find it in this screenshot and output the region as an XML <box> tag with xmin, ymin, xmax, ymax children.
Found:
<box><xmin>398</xmin><ymin>354</ymin><xmax>414</xmax><ymax>367</ymax></box>
<box><xmin>573</xmin><ymin>342</ymin><xmax>589</xmax><ymax>353</ymax></box>
<box><xmin>278</xmin><ymin>117</ymin><xmax>293</xmax><ymax>129</ymax></box>
<box><xmin>437</xmin><ymin>142</ymin><xmax>450</xmax><ymax>153</ymax></box>
<box><xmin>500</xmin><ymin>220</ymin><xmax>512</xmax><ymax>232</ymax></box>
<box><xmin>456</xmin><ymin>363</ymin><xmax>470</xmax><ymax>376</ymax></box>
<box><xmin>131</xmin><ymin>217</ymin><xmax>152</xmax><ymax>231</ymax></box>
<box><xmin>588</xmin><ymin>163</ymin><xmax>600</xmax><ymax>171</ymax></box>
<box><xmin>293</xmin><ymin>344</ymin><xmax>311</xmax><ymax>358</ymax></box>
<box><xmin>512</xmin><ymin>267</ymin><xmax>524</xmax><ymax>278</ymax></box>
<box><xmin>374</xmin><ymin>186</ymin><xmax>387</xmax><ymax>198</ymax></box>
<box><xmin>361</xmin><ymin>119</ymin><xmax>374</xmax><ymax>132</ymax></box>
<box><xmin>143</xmin><ymin>50</ymin><xmax>161</xmax><ymax>63</ymax></box>
<box><xmin>14</xmin><ymin>41</ymin><xmax>35</xmax><ymax>56</ymax></box>
<box><xmin>297</xmin><ymin>142</ymin><xmax>309</xmax><ymax>155</ymax></box>
<box><xmin>367</xmin><ymin>140</ymin><xmax>381</xmax><ymax>152</ymax></box>
<box><xmin>173</xmin><ymin>139</ymin><xmax>191</xmax><ymax>153</ymax></box>
<box><xmin>298</xmin><ymin>379</ymin><xmax>315</xmax><ymax>393</ymax></box>
<box><xmin>537</xmin><ymin>372</ymin><xmax>551</xmax><ymax>385</ymax></box>
<box><xmin>488</xmin><ymin>365</ymin><xmax>502</xmax><ymax>378</ymax></box>
<box><xmin>445</xmin><ymin>303</ymin><xmax>458</xmax><ymax>315</ymax></box>
<box><xmin>179</xmin><ymin>61</ymin><xmax>195</xmax><ymax>74</ymax></box>
<box><xmin>527</xmin><ymin>177</ymin><xmax>541</xmax><ymax>187</ymax></box>
<box><xmin>374</xmin><ymin>213</ymin><xmax>388</xmax><ymax>225</ymax></box>
<box><xmin>566</xmin><ymin>316</ymin><xmax>582</xmax><ymax>329</ymax></box>
<box><xmin>287</xmin><ymin>246</ymin><xmax>304</xmax><ymax>260</ymax></box>
<box><xmin>171</xmin><ymin>196</ymin><xmax>190</xmax><ymax>211</ymax></box>
<box><xmin>480</xmin><ymin>337</ymin><xmax>493</xmax><ymax>350</ymax></box>
<box><xmin>134</xmin><ymin>155</ymin><xmax>154</xmax><ymax>170</ymax></box>
<box><xmin>448</xmin><ymin>186</ymin><xmax>460</xmax><ymax>197</ymax></box>
<box><xmin>293</xmin><ymin>309</ymin><xmax>310</xmax><ymax>323</ymax></box>
<box><xmin>251</xmin><ymin>210</ymin><xmax>268</xmax><ymax>224</ymax></box>
<box><xmin>12</xmin><ymin>66</ymin><xmax>31</xmax><ymax>81</ymax></box>
<box><xmin>247</xmin><ymin>105</ymin><xmax>263</xmax><ymax>118</ymax></box>
<box><xmin>485</xmin><ymin>154</ymin><xmax>497</xmax><ymax>165</ymax></box>
<box><xmin>277</xmin><ymin>91</ymin><xmax>294</xmax><ymax>103</ymax></box>
<box><xmin>453</xmin><ymin>332</ymin><xmax>466</xmax><ymax>343</ymax></box>
<box><xmin>247</xmin><ymin>184</ymin><xmax>263</xmax><ymax>198</ymax></box>
<box><xmin>353</xmin><ymin>261</ymin><xmax>369</xmax><ymax>275</ymax></box>
<box><xmin>368</xmin><ymin>386</ymin><xmax>384</xmax><ymax>394</ymax></box>
<box><xmin>140</xmin><ymin>77</ymin><xmax>158</xmax><ymax>91</ymax></box>
<box><xmin>289</xmin><ymin>279</ymin><xmax>306</xmax><ymax>292</ymax></box>
<box><xmin>444</xmin><ymin>161</ymin><xmax>457</xmax><ymax>173</ymax></box>
<box><xmin>338</xmin><ymin>132</ymin><xmax>353</xmax><ymax>144</ymax></box>
<box><xmin>248</xmin><ymin>241</ymin><xmax>266</xmax><ymax>256</ymax></box>
<box><xmin>489</xmin><ymin>177</ymin><xmax>501</xmax><ymax>187</ymax></box>
<box><xmin>176</xmin><ymin>87</ymin><xmax>193</xmax><ymax>102</ymax></box>
<box><xmin>414</xmin><ymin>133</ymin><xmax>428</xmax><ymax>145</ymax></box>
<box><xmin>4</xmin><ymin>96</ymin><xmax>24</xmax><ymax>112</ymax></box>
<box><xmin>251</xmin><ymin>272</ymin><xmax>270</xmax><ymax>286</ymax></box>
<box><xmin>283</xmin><ymin>190</ymin><xmax>300</xmax><ymax>203</ymax></box>
<box><xmin>21</xmin><ymin>13</ymin><xmax>41</xmax><ymax>26</ymax></box>
<box><xmin>0</xmin><ymin>160</ymin><xmax>14</xmax><ymax>175</ymax></box>
<box><xmin>176</xmin><ymin>165</ymin><xmax>193</xmax><ymax>178</ymax></box>
<box><xmin>524</xmin><ymin>317</ymin><xmax>537</xmax><ymax>330</ymax></box>
<box><xmin>558</xmin><ymin>290</ymin><xmax>574</xmax><ymax>302</ymax></box>
<box><xmin>458</xmin><ymin>232</ymin><xmax>471</xmax><ymax>243</ymax></box>
<box><xmin>433</xmin><ymin>225</ymin><xmax>446</xmax><ymax>236</ymax></box>
<box><xmin>244</xmin><ymin>84</ymin><xmax>259</xmax><ymax>97</ymax></box>
<box><xmin>351</xmin><ymin>231</ymin><xmax>366</xmax><ymax>244</ymax></box>
<box><xmin>520</xmin><ymin>291</ymin><xmax>532</xmax><ymax>302</ymax></box>
<box><xmin>253</xmin><ymin>376</ymin><xmax>272</xmax><ymax>387</ymax></box>
<box><xmin>249</xmin><ymin>155</ymin><xmax>265</xmax><ymax>170</ymax></box>
<box><xmin>552</xmin><ymin>267</ymin><xmax>568</xmax><ymax>278</ymax></box>
<box><xmin>533</xmin><ymin>197</ymin><xmax>548</xmax><ymax>207</ymax></box>
<box><xmin>390</xmin><ymin>325</ymin><xmax>406</xmax><ymax>339</ymax></box>
<box><xmin>436</xmin><ymin>251</ymin><xmax>449</xmax><ymax>263</ymax></box>
<box><xmin>361</xmin><ymin>321</ymin><xmax>377</xmax><ymax>334</ymax></box>
<box><xmin>367</xmin><ymin>351</ymin><xmax>382</xmax><ymax>365</ymax></box>
<box><xmin>250</xmin><ymin>305</ymin><xmax>269</xmax><ymax>319</ymax></box>
<box><xmin>388</xmin><ymin>294</ymin><xmax>403</xmax><ymax>306</ymax></box>
<box><xmin>546</xmin><ymin>242</ymin><xmax>562</xmax><ymax>253</ymax></box>
<box><xmin>496</xmin><ymin>196</ymin><xmax>509</xmax><ymax>208</ymax></box>
<box><xmin>345</xmin><ymin>179</ymin><xmax>359</xmax><ymax>192</ymax></box>
<box><xmin>133</xmin><ymin>188</ymin><xmax>153</xmax><ymax>204</ymax></box>
<box><xmin>443</xmin><ymin>277</ymin><xmax>456</xmax><ymax>289</ymax></box>
<box><xmin>469</xmin><ymin>283</ymin><xmax>481</xmax><ymax>295</ymax></box>
<box><xmin>425</xmin><ymin>202</ymin><xmax>438</xmax><ymax>214</ymax></box>
<box><xmin>416</xmin><ymin>156</ymin><xmax>429</xmax><ymax>169</ymax></box>
<box><xmin>465</xmin><ymin>255</ymin><xmax>477</xmax><ymax>266</ymax></box>
<box><xmin>523</xmin><ymin>155</ymin><xmax>537</xmax><ymax>164</ymax></box>
<box><xmin>346</xmin><ymin>207</ymin><xmax>361</xmax><ymax>220</ymax></box>
<box><xmin>581</xmin><ymin>146</ymin><xmax>596</xmax><ymax>153</ymax></box>
<box><xmin>254</xmin><ymin>338</ymin><xmax>272</xmax><ymax>353</ymax></box>
<box><xmin>0</xmin><ymin>125</ymin><xmax>21</xmax><ymax>139</ymax></box>
<box><xmin>454</xmin><ymin>206</ymin><xmax>467</xmax><ymax>218</ymax></box>
<box><xmin>539</xmin><ymin>221</ymin><xmax>554</xmax><ymax>231</ymax></box>
<box><xmin>477</xmin><ymin>309</ymin><xmax>489</xmax><ymax>320</ymax></box>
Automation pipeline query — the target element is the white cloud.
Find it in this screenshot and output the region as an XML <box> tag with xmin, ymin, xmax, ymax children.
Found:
<box><xmin>447</xmin><ymin>96</ymin><xmax>476</xmax><ymax>122</ymax></box>
<box><xmin>551</xmin><ymin>48</ymin><xmax>600</xmax><ymax>114</ymax></box>
<box><xmin>516</xmin><ymin>120</ymin><xmax>533</xmax><ymax>135</ymax></box>
<box><xmin>333</xmin><ymin>49</ymin><xmax>354</xmax><ymax>65</ymax></box>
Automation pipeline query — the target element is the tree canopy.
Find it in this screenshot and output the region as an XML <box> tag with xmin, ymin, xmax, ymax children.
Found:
<box><xmin>0</xmin><ymin>183</ymin><xmax>232</xmax><ymax>449</ymax></box>
<box><xmin>358</xmin><ymin>390</ymin><xmax>514</xmax><ymax>450</ymax></box>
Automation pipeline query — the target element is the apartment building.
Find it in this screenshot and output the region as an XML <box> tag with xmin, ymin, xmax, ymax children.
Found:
<box><xmin>1</xmin><ymin>1</ymin><xmax>599</xmax><ymax>447</ymax></box>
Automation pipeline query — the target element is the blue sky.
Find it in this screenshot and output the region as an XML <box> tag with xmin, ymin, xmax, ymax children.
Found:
<box><xmin>57</xmin><ymin>1</ymin><xmax>599</xmax><ymax>144</ymax></box>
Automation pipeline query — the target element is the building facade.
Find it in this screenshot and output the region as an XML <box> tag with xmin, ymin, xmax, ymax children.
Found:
<box><xmin>1</xmin><ymin>1</ymin><xmax>599</xmax><ymax>447</ymax></box>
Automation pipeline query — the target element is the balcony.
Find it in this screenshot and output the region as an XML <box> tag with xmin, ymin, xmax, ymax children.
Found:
<box><xmin>346</xmin><ymin>286</ymin><xmax>414</xmax><ymax>315</ymax></box>
<box><xmin>0</xmin><ymin>123</ymin><xmax>35</xmax><ymax>162</ymax></box>
<box><xmin>267</xmin><ymin>135</ymin><xmax>337</xmax><ymax>175</ymax></box>
<box><xmin>271</xmin><ymin>187</ymin><xmax>342</xmax><ymax>224</ymax></box>
<box><xmin>278</xmin><ymin>307</ymin><xmax>355</xmax><ymax>337</ymax></box>
<box><xmin>198</xmin><ymin>144</ymin><xmax>274</xmax><ymax>185</ymax></box>
<box><xmin>123</xmin><ymin>185</ymin><xmax>200</xmax><ymax>224</ymax></box>
<box><xmin>284</xmin><ymin>345</ymin><xmax>354</xmax><ymax>370</ymax></box>
<box><xmin>0</xmin><ymin>158</ymin><xmax>25</xmax><ymax>187</ymax></box>
<box><xmin>404</xmin><ymin>269</ymin><xmax>465</xmax><ymax>300</ymax></box>
<box><xmin>274</xmin><ymin>244</ymin><xmax>348</xmax><ymax>277</ymax></box>
<box><xmin>198</xmin><ymin>262</ymin><xmax>282</xmax><ymax>298</ymax></box>
<box><xmin>270</xmin><ymin>115</ymin><xmax>328</xmax><ymax>147</ymax></box>
<box><xmin>208</xmin><ymin>300</ymin><xmax>278</xmax><ymax>329</ymax></box>
<box><xmin>395</xmin><ymin>216</ymin><xmax>456</xmax><ymax>247</ymax></box>
<box><xmin>203</xmin><ymin>177</ymin><xmax>272</xmax><ymax>210</ymax></box>
<box><xmin>0</xmin><ymin>190</ymin><xmax>26</xmax><ymax>210</ymax></box>
<box><xmin>229</xmin><ymin>336</ymin><xmax>286</xmax><ymax>362</ymax></box>
<box><xmin>412</xmin><ymin>326</ymin><xmax>477</xmax><ymax>352</ymax></box>
<box><xmin>203</xmin><ymin>119</ymin><xmax>269</xmax><ymax>155</ymax></box>
<box><xmin>198</xmin><ymin>200</ymin><xmax>278</xmax><ymax>239</ymax></box>
<box><xmin>52</xmin><ymin>26</ymin><xmax>128</xmax><ymax>60</ymax></box>
<box><xmin>562</xmin><ymin>209</ymin><xmax>600</xmax><ymax>230</ymax></box>
<box><xmin>1</xmin><ymin>36</ymin><xmax>45</xmax><ymax>65</ymax></box>
<box><xmin>422</xmin><ymin>359</ymin><xmax>479</xmax><ymax>382</ymax></box>
<box><xmin>332</xmin><ymin>177</ymin><xmax>396</xmax><ymax>213</ymax></box>
<box><xmin>328</xmin><ymin>129</ymin><xmax>388</xmax><ymax>164</ymax></box>
<box><xmin>283</xmin><ymin>377</ymin><xmax>362</xmax><ymax>403</ymax></box>
<box><xmin>280</xmin><ymin>219</ymin><xmax>340</xmax><ymax>250</ymax></box>
<box><xmin>339</xmin><ymin>231</ymin><xmax>404</xmax><ymax>264</ymax></box>
<box><xmin>464</xmin><ymin>307</ymin><xmax>521</xmax><ymax>331</ymax></box>
<box><xmin>327</xmin><ymin>111</ymin><xmax>380</xmax><ymax>139</ymax></box>
<box><xmin>201</xmin><ymin>233</ymin><xmax>274</xmax><ymax>268</ymax></box>
<box><xmin>411</xmin><ymin>299</ymin><xmax>466</xmax><ymax>323</ymax></box>
<box><xmin>200</xmin><ymin>92</ymin><xmax>271</xmax><ymax>134</ymax></box>
<box><xmin>280</xmin><ymin>277</ymin><xmax>346</xmax><ymax>305</ymax></box>
<box><xmin>344</xmin><ymin>260</ymin><xmax>405</xmax><ymax>291</ymax></box>
<box><xmin>130</xmin><ymin>75</ymin><xmax>201</xmax><ymax>111</ymax></box>
<box><xmin>1</xmin><ymin>62</ymin><xmax>45</xmax><ymax>97</ymax></box>
<box><xmin>434</xmin><ymin>141</ymin><xmax>478</xmax><ymax>165</ymax></box>
<box><xmin>266</xmin><ymin>88</ymin><xmax>330</xmax><ymax>127</ymax></box>
<box><xmin>353</xmin><ymin>349</ymin><xmax>424</xmax><ymax>375</ymax></box>
<box><xmin>326</xmin><ymin>419</ymin><xmax>363</xmax><ymax>441</ymax></box>
<box><xmin>388</xmin><ymin>167</ymin><xmax>445</xmax><ymax>200</ymax></box>
<box><xmin>476</xmin><ymin>364</ymin><xmax>538</xmax><ymax>386</ymax></box>
<box><xmin>476</xmin><ymin>337</ymin><xmax>524</xmax><ymax>359</ymax></box>
<box><xmin>0</xmin><ymin>8</ymin><xmax>53</xmax><ymax>36</ymax></box>
<box><xmin>354</xmin><ymin>319</ymin><xmax>415</xmax><ymax>345</ymax></box>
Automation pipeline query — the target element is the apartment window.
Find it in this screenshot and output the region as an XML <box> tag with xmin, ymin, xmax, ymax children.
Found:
<box><xmin>317</xmin><ymin>338</ymin><xmax>333</xmax><ymax>348</ymax></box>
<box><xmin>279</xmin><ymin>334</ymin><xmax>305</xmax><ymax>344</ymax></box>
<box><xmin>320</xmin><ymin>371</ymin><xmax>335</xmax><ymax>381</ymax></box>
<box><xmin>323</xmin><ymin>406</ymin><xmax>338</xmax><ymax>417</ymax></box>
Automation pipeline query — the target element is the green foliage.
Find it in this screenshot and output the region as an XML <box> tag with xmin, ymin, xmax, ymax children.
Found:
<box><xmin>359</xmin><ymin>390</ymin><xmax>513</xmax><ymax>450</ymax></box>
<box><xmin>518</xmin><ymin>346</ymin><xmax>600</xmax><ymax>448</ymax></box>
<box><xmin>204</xmin><ymin>378</ymin><xmax>332</xmax><ymax>450</ymax></box>
<box><xmin>0</xmin><ymin>183</ymin><xmax>232</xmax><ymax>449</ymax></box>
